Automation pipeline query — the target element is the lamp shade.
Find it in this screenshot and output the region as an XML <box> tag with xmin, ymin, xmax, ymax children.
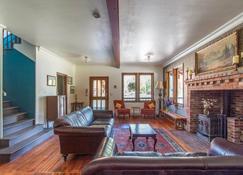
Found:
<box><xmin>155</xmin><ymin>80</ymin><xmax>163</xmax><ymax>89</ymax></box>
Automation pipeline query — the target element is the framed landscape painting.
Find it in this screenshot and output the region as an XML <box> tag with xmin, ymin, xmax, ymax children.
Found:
<box><xmin>195</xmin><ymin>32</ymin><xmax>238</xmax><ymax>74</ymax></box>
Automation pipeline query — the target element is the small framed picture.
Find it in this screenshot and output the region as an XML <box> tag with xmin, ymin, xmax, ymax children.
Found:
<box><xmin>47</xmin><ymin>75</ymin><xmax>56</xmax><ymax>86</ymax></box>
<box><xmin>67</xmin><ymin>76</ymin><xmax>73</xmax><ymax>85</ymax></box>
<box><xmin>70</xmin><ymin>86</ymin><xmax>75</xmax><ymax>94</ymax></box>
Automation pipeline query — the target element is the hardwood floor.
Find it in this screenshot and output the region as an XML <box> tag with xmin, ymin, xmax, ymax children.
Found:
<box><xmin>0</xmin><ymin>117</ymin><xmax>209</xmax><ymax>175</ymax></box>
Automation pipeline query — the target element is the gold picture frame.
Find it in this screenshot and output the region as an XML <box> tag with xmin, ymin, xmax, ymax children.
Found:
<box><xmin>195</xmin><ymin>32</ymin><xmax>238</xmax><ymax>75</ymax></box>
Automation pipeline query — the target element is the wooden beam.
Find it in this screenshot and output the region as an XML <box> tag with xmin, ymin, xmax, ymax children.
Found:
<box><xmin>106</xmin><ymin>0</ymin><xmax>120</xmax><ymax>68</ymax></box>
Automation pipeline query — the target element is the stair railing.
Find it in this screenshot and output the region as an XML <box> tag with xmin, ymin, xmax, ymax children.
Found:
<box><xmin>3</xmin><ymin>29</ymin><xmax>21</xmax><ymax>49</ymax></box>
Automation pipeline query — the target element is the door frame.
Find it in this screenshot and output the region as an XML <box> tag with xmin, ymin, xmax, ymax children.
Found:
<box><xmin>56</xmin><ymin>72</ymin><xmax>68</xmax><ymax>114</ymax></box>
<box><xmin>0</xmin><ymin>27</ymin><xmax>3</xmax><ymax>138</ymax></box>
<box><xmin>89</xmin><ymin>76</ymin><xmax>109</xmax><ymax>110</ymax></box>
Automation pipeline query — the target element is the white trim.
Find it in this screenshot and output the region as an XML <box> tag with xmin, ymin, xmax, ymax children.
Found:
<box><xmin>163</xmin><ymin>13</ymin><xmax>243</xmax><ymax>67</ymax></box>
<box><xmin>0</xmin><ymin>27</ymin><xmax>3</xmax><ymax>138</ymax></box>
<box><xmin>0</xmin><ymin>24</ymin><xmax>7</xmax><ymax>29</ymax></box>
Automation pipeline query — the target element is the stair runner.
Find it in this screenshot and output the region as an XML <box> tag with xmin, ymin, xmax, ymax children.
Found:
<box><xmin>0</xmin><ymin>100</ymin><xmax>53</xmax><ymax>163</ymax></box>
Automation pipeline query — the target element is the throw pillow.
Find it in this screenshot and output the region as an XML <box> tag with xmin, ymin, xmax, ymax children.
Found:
<box><xmin>148</xmin><ymin>102</ymin><xmax>155</xmax><ymax>109</ymax></box>
<box><xmin>115</xmin><ymin>103</ymin><xmax>122</xmax><ymax>109</ymax></box>
<box><xmin>168</xmin><ymin>104</ymin><xmax>176</xmax><ymax>113</ymax></box>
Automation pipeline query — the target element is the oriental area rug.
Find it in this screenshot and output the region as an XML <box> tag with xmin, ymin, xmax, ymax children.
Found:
<box><xmin>113</xmin><ymin>127</ymin><xmax>184</xmax><ymax>153</ymax></box>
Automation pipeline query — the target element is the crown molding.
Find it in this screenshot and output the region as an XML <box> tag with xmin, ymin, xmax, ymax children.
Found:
<box><xmin>163</xmin><ymin>12</ymin><xmax>243</xmax><ymax>67</ymax></box>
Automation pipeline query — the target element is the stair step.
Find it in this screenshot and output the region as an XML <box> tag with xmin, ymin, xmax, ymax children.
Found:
<box><xmin>3</xmin><ymin>101</ymin><xmax>11</xmax><ymax>108</ymax></box>
<box><xmin>3</xmin><ymin>106</ymin><xmax>19</xmax><ymax>116</ymax></box>
<box><xmin>0</xmin><ymin>125</ymin><xmax>43</xmax><ymax>148</ymax></box>
<box><xmin>0</xmin><ymin>129</ymin><xmax>53</xmax><ymax>163</ymax></box>
<box><xmin>4</xmin><ymin>119</ymin><xmax>34</xmax><ymax>136</ymax></box>
<box><xmin>3</xmin><ymin>112</ymin><xmax>27</xmax><ymax>125</ymax></box>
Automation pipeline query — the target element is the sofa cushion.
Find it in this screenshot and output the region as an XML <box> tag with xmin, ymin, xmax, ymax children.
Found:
<box><xmin>81</xmin><ymin>106</ymin><xmax>94</xmax><ymax>125</ymax></box>
<box><xmin>64</xmin><ymin>112</ymin><xmax>84</xmax><ymax>127</ymax></box>
<box><xmin>162</xmin><ymin>152</ymin><xmax>207</xmax><ymax>157</ymax></box>
<box><xmin>89</xmin><ymin>124</ymin><xmax>112</xmax><ymax>137</ymax></box>
<box><xmin>76</xmin><ymin>111</ymin><xmax>90</xmax><ymax>126</ymax></box>
<box><xmin>118</xmin><ymin>151</ymin><xmax>162</xmax><ymax>157</ymax></box>
<box><xmin>93</xmin><ymin>118</ymin><xmax>114</xmax><ymax>126</ymax></box>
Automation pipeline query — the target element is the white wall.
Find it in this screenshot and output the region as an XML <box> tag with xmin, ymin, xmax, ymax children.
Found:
<box><xmin>14</xmin><ymin>40</ymin><xmax>36</xmax><ymax>61</ymax></box>
<box><xmin>35</xmin><ymin>47</ymin><xmax>75</xmax><ymax>124</ymax></box>
<box><xmin>75</xmin><ymin>64</ymin><xmax>163</xmax><ymax>112</ymax></box>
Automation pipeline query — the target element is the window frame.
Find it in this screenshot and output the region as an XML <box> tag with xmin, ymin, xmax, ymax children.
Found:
<box><xmin>176</xmin><ymin>65</ymin><xmax>184</xmax><ymax>106</ymax></box>
<box><xmin>166</xmin><ymin>64</ymin><xmax>184</xmax><ymax>106</ymax></box>
<box><xmin>122</xmin><ymin>72</ymin><xmax>154</xmax><ymax>102</ymax></box>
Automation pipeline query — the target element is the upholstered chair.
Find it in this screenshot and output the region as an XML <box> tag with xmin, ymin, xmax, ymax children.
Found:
<box><xmin>141</xmin><ymin>100</ymin><xmax>156</xmax><ymax>118</ymax></box>
<box><xmin>113</xmin><ymin>100</ymin><xmax>130</xmax><ymax>118</ymax></box>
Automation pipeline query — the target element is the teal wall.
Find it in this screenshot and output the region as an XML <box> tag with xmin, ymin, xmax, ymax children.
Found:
<box><xmin>3</xmin><ymin>49</ymin><xmax>35</xmax><ymax>117</ymax></box>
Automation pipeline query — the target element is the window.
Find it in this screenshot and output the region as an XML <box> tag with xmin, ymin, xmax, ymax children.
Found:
<box><xmin>168</xmin><ymin>72</ymin><xmax>173</xmax><ymax>98</ymax></box>
<box><xmin>122</xmin><ymin>74</ymin><xmax>136</xmax><ymax>101</ymax></box>
<box><xmin>166</xmin><ymin>64</ymin><xmax>184</xmax><ymax>105</ymax></box>
<box><xmin>122</xmin><ymin>73</ymin><xmax>154</xmax><ymax>102</ymax></box>
<box><xmin>177</xmin><ymin>67</ymin><xmax>184</xmax><ymax>104</ymax></box>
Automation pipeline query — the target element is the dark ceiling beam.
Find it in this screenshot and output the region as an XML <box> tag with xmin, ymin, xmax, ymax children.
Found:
<box><xmin>106</xmin><ymin>0</ymin><xmax>120</xmax><ymax>68</ymax></box>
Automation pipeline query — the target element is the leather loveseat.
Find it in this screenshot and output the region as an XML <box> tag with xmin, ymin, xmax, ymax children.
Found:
<box><xmin>54</xmin><ymin>106</ymin><xmax>114</xmax><ymax>161</ymax></box>
<box><xmin>82</xmin><ymin>137</ymin><xmax>243</xmax><ymax>175</ymax></box>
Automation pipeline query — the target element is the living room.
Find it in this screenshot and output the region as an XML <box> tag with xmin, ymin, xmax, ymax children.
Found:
<box><xmin>0</xmin><ymin>0</ymin><xmax>243</xmax><ymax>174</ymax></box>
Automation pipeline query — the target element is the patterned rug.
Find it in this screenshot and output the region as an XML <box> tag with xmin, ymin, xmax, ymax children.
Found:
<box><xmin>113</xmin><ymin>127</ymin><xmax>184</xmax><ymax>153</ymax></box>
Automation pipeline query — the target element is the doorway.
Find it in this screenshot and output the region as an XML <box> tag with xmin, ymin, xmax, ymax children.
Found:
<box><xmin>57</xmin><ymin>73</ymin><xmax>68</xmax><ymax>114</ymax></box>
<box><xmin>89</xmin><ymin>77</ymin><xmax>109</xmax><ymax>110</ymax></box>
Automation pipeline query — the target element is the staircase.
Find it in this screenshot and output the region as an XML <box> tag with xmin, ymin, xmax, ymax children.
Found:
<box><xmin>0</xmin><ymin>100</ymin><xmax>53</xmax><ymax>163</ymax></box>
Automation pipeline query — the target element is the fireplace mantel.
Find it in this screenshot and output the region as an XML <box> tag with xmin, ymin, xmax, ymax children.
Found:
<box><xmin>185</xmin><ymin>71</ymin><xmax>243</xmax><ymax>90</ymax></box>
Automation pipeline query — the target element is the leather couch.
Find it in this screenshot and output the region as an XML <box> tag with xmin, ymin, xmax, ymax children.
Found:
<box><xmin>54</xmin><ymin>106</ymin><xmax>114</xmax><ymax>161</ymax></box>
<box><xmin>82</xmin><ymin>137</ymin><xmax>243</xmax><ymax>175</ymax></box>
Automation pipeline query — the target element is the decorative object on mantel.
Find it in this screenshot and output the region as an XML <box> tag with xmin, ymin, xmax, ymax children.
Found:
<box><xmin>201</xmin><ymin>98</ymin><xmax>217</xmax><ymax>115</ymax></box>
<box><xmin>67</xmin><ymin>76</ymin><xmax>73</xmax><ymax>85</ymax></box>
<box><xmin>232</xmin><ymin>55</ymin><xmax>240</xmax><ymax>71</ymax></box>
<box><xmin>155</xmin><ymin>80</ymin><xmax>164</xmax><ymax>115</ymax></box>
<box><xmin>186</xmin><ymin>67</ymin><xmax>189</xmax><ymax>80</ymax></box>
<box><xmin>47</xmin><ymin>75</ymin><xmax>56</xmax><ymax>86</ymax></box>
<box><xmin>241</xmin><ymin>52</ymin><xmax>243</xmax><ymax>59</ymax></box>
<box><xmin>195</xmin><ymin>32</ymin><xmax>238</xmax><ymax>75</ymax></box>
<box><xmin>70</xmin><ymin>86</ymin><xmax>75</xmax><ymax>94</ymax></box>
<box><xmin>188</xmin><ymin>69</ymin><xmax>193</xmax><ymax>80</ymax></box>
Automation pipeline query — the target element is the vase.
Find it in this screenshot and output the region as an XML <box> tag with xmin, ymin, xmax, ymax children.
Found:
<box><xmin>203</xmin><ymin>108</ymin><xmax>209</xmax><ymax>115</ymax></box>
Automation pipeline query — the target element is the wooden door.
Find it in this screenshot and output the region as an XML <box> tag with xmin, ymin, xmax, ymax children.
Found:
<box><xmin>89</xmin><ymin>77</ymin><xmax>109</xmax><ymax>110</ymax></box>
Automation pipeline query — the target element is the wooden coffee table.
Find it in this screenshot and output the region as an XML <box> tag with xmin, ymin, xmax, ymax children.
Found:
<box><xmin>129</xmin><ymin>124</ymin><xmax>157</xmax><ymax>151</ymax></box>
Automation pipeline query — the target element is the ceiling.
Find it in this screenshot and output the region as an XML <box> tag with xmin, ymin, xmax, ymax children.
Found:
<box><xmin>0</xmin><ymin>0</ymin><xmax>243</xmax><ymax>65</ymax></box>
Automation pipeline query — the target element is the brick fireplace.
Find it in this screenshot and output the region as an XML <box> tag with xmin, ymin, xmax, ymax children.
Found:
<box><xmin>185</xmin><ymin>71</ymin><xmax>243</xmax><ymax>143</ymax></box>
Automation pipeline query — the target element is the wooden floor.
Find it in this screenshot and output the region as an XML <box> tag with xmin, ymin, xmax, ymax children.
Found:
<box><xmin>0</xmin><ymin>117</ymin><xmax>209</xmax><ymax>175</ymax></box>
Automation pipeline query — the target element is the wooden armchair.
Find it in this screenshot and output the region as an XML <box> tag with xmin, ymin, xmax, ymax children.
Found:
<box><xmin>141</xmin><ymin>100</ymin><xmax>156</xmax><ymax>118</ymax></box>
<box><xmin>113</xmin><ymin>100</ymin><xmax>130</xmax><ymax>118</ymax></box>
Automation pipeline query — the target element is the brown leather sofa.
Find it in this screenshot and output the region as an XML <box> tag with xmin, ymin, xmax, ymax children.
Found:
<box><xmin>82</xmin><ymin>137</ymin><xmax>243</xmax><ymax>175</ymax></box>
<box><xmin>54</xmin><ymin>106</ymin><xmax>114</xmax><ymax>161</ymax></box>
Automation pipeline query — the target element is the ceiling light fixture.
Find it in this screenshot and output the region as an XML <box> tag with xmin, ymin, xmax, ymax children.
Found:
<box><xmin>92</xmin><ymin>9</ymin><xmax>101</xmax><ymax>18</ymax></box>
<box><xmin>83</xmin><ymin>56</ymin><xmax>89</xmax><ymax>63</ymax></box>
<box><xmin>147</xmin><ymin>55</ymin><xmax>151</xmax><ymax>62</ymax></box>
<box><xmin>146</xmin><ymin>52</ymin><xmax>153</xmax><ymax>62</ymax></box>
